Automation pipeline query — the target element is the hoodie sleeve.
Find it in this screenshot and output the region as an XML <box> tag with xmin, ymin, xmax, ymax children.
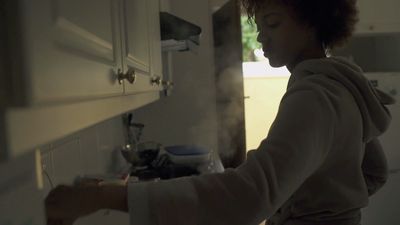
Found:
<box><xmin>362</xmin><ymin>138</ymin><xmax>389</xmax><ymax>196</ymax></box>
<box><xmin>127</xmin><ymin>84</ymin><xmax>336</xmax><ymax>225</ymax></box>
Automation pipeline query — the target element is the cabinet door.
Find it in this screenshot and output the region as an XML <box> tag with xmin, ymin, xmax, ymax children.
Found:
<box><xmin>356</xmin><ymin>0</ymin><xmax>400</xmax><ymax>34</ymax></box>
<box><xmin>8</xmin><ymin>0</ymin><xmax>123</xmax><ymax>105</ymax></box>
<box><xmin>149</xmin><ymin>0</ymin><xmax>163</xmax><ymax>84</ymax></box>
<box><xmin>120</xmin><ymin>0</ymin><xmax>163</xmax><ymax>94</ymax></box>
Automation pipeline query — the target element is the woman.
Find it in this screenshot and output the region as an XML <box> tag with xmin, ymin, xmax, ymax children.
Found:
<box><xmin>46</xmin><ymin>0</ymin><xmax>393</xmax><ymax>224</ymax></box>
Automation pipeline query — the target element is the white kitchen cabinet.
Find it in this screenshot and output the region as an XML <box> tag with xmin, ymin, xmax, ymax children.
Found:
<box><xmin>356</xmin><ymin>0</ymin><xmax>400</xmax><ymax>35</ymax></box>
<box><xmin>0</xmin><ymin>37</ymin><xmax>5</xmax><ymax>107</ymax></box>
<box><xmin>2</xmin><ymin>0</ymin><xmax>163</xmax><ymax>106</ymax></box>
<box><xmin>4</xmin><ymin>0</ymin><xmax>124</xmax><ymax>106</ymax></box>
<box><xmin>0</xmin><ymin>0</ymin><xmax>5</xmax><ymax>106</ymax></box>
<box><xmin>121</xmin><ymin>0</ymin><xmax>150</xmax><ymax>74</ymax></box>
<box><xmin>120</xmin><ymin>0</ymin><xmax>164</xmax><ymax>94</ymax></box>
<box><xmin>148</xmin><ymin>0</ymin><xmax>164</xmax><ymax>85</ymax></box>
<box><xmin>0</xmin><ymin>0</ymin><xmax>164</xmax><ymax>159</ymax></box>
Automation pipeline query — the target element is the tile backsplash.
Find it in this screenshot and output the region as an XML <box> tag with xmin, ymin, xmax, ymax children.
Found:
<box><xmin>39</xmin><ymin>115</ymin><xmax>130</xmax><ymax>225</ymax></box>
<box><xmin>40</xmin><ymin>116</ymin><xmax>128</xmax><ymax>184</ymax></box>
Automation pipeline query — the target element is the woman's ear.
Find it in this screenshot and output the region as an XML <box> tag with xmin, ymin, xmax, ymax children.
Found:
<box><xmin>306</xmin><ymin>24</ymin><xmax>318</xmax><ymax>38</ymax></box>
<box><xmin>303</xmin><ymin>24</ymin><xmax>320</xmax><ymax>46</ymax></box>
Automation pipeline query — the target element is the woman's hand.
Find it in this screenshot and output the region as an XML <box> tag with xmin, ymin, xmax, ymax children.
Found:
<box><xmin>45</xmin><ymin>178</ymin><xmax>128</xmax><ymax>225</ymax></box>
<box><xmin>45</xmin><ymin>184</ymin><xmax>103</xmax><ymax>225</ymax></box>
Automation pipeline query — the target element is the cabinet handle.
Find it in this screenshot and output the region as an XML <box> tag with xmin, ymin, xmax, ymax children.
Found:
<box><xmin>151</xmin><ymin>76</ymin><xmax>162</xmax><ymax>86</ymax></box>
<box><xmin>118</xmin><ymin>68</ymin><xmax>136</xmax><ymax>84</ymax></box>
<box><xmin>162</xmin><ymin>80</ymin><xmax>174</xmax><ymax>96</ymax></box>
<box><xmin>162</xmin><ymin>80</ymin><xmax>174</xmax><ymax>88</ymax></box>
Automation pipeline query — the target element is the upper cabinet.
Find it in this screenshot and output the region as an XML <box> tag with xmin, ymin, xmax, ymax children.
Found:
<box><xmin>5</xmin><ymin>0</ymin><xmax>123</xmax><ymax>106</ymax></box>
<box><xmin>2</xmin><ymin>0</ymin><xmax>163</xmax><ymax>107</ymax></box>
<box><xmin>120</xmin><ymin>0</ymin><xmax>164</xmax><ymax>94</ymax></box>
<box><xmin>0</xmin><ymin>0</ymin><xmax>164</xmax><ymax>159</ymax></box>
<box><xmin>149</xmin><ymin>0</ymin><xmax>163</xmax><ymax>87</ymax></box>
<box><xmin>121</xmin><ymin>0</ymin><xmax>150</xmax><ymax>74</ymax></box>
<box><xmin>356</xmin><ymin>0</ymin><xmax>400</xmax><ymax>35</ymax></box>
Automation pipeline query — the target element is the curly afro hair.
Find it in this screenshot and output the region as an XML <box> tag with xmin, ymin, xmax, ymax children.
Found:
<box><xmin>240</xmin><ymin>0</ymin><xmax>359</xmax><ymax>49</ymax></box>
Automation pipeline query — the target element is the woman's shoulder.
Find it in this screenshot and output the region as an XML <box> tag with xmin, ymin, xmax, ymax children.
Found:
<box><xmin>282</xmin><ymin>73</ymin><xmax>351</xmax><ymax>123</ymax></box>
<box><xmin>285</xmin><ymin>73</ymin><xmax>348</xmax><ymax>102</ymax></box>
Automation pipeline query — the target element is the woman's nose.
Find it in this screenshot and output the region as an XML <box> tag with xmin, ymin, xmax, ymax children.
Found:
<box><xmin>257</xmin><ymin>32</ymin><xmax>263</xmax><ymax>43</ymax></box>
<box><xmin>257</xmin><ymin>30</ymin><xmax>272</xmax><ymax>47</ymax></box>
<box><xmin>257</xmin><ymin>31</ymin><xmax>269</xmax><ymax>44</ymax></box>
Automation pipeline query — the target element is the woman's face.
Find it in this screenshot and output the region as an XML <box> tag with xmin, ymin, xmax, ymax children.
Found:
<box><xmin>254</xmin><ymin>1</ymin><xmax>319</xmax><ymax>68</ymax></box>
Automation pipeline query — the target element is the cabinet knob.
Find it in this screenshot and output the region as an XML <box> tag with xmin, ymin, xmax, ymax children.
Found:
<box><xmin>162</xmin><ymin>80</ymin><xmax>174</xmax><ymax>88</ymax></box>
<box><xmin>151</xmin><ymin>76</ymin><xmax>162</xmax><ymax>86</ymax></box>
<box><xmin>118</xmin><ymin>68</ymin><xmax>136</xmax><ymax>84</ymax></box>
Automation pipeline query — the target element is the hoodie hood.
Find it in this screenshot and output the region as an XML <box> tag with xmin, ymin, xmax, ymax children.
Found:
<box><xmin>289</xmin><ymin>56</ymin><xmax>395</xmax><ymax>143</ymax></box>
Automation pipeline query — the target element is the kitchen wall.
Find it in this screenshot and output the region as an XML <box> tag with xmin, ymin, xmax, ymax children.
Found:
<box><xmin>336</xmin><ymin>34</ymin><xmax>400</xmax><ymax>72</ymax></box>
<box><xmin>133</xmin><ymin>0</ymin><xmax>219</xmax><ymax>153</ymax></box>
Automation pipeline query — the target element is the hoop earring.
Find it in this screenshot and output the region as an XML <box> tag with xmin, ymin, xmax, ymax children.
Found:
<box><xmin>322</xmin><ymin>42</ymin><xmax>330</xmax><ymax>57</ymax></box>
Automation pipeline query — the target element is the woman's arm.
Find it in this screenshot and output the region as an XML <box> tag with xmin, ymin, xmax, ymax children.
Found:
<box><xmin>45</xmin><ymin>183</ymin><xmax>128</xmax><ymax>224</ymax></box>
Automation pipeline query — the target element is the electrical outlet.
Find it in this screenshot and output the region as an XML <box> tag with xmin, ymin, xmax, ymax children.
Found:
<box><xmin>35</xmin><ymin>149</ymin><xmax>44</xmax><ymax>190</ymax></box>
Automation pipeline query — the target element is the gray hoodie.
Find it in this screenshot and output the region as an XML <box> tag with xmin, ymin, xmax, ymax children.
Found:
<box><xmin>128</xmin><ymin>56</ymin><xmax>393</xmax><ymax>225</ymax></box>
<box><xmin>289</xmin><ymin>56</ymin><xmax>393</xmax><ymax>143</ymax></box>
<box><xmin>267</xmin><ymin>56</ymin><xmax>394</xmax><ymax>225</ymax></box>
